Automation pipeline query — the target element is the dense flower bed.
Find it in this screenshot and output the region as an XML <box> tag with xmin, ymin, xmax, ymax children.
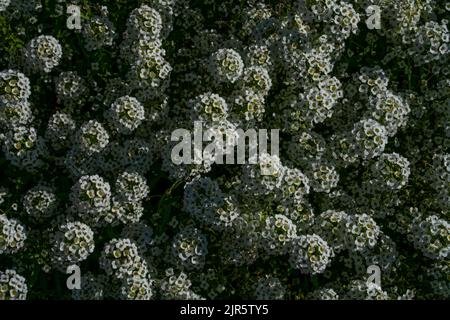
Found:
<box><xmin>0</xmin><ymin>0</ymin><xmax>448</xmax><ymax>300</ymax></box>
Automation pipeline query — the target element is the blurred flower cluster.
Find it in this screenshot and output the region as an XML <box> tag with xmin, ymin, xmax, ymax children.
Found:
<box><xmin>0</xmin><ymin>0</ymin><xmax>448</xmax><ymax>300</ymax></box>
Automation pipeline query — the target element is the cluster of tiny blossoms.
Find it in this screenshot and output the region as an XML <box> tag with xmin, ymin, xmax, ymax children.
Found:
<box><xmin>0</xmin><ymin>0</ymin><xmax>448</xmax><ymax>300</ymax></box>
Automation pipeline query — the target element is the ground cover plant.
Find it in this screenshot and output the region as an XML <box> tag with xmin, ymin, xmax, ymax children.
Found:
<box><xmin>0</xmin><ymin>0</ymin><xmax>448</xmax><ymax>300</ymax></box>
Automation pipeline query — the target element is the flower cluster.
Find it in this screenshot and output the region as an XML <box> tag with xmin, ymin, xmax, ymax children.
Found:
<box><xmin>24</xmin><ymin>35</ymin><xmax>62</xmax><ymax>73</ymax></box>
<box><xmin>0</xmin><ymin>214</ymin><xmax>26</xmax><ymax>254</ymax></box>
<box><xmin>23</xmin><ymin>186</ymin><xmax>57</xmax><ymax>220</ymax></box>
<box><xmin>70</xmin><ymin>175</ymin><xmax>111</xmax><ymax>223</ymax></box>
<box><xmin>0</xmin><ymin>269</ymin><xmax>27</xmax><ymax>300</ymax></box>
<box><xmin>289</xmin><ymin>234</ymin><xmax>334</xmax><ymax>274</ymax></box>
<box><xmin>51</xmin><ymin>222</ymin><xmax>95</xmax><ymax>270</ymax></box>
<box><xmin>106</xmin><ymin>96</ymin><xmax>145</xmax><ymax>134</ymax></box>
